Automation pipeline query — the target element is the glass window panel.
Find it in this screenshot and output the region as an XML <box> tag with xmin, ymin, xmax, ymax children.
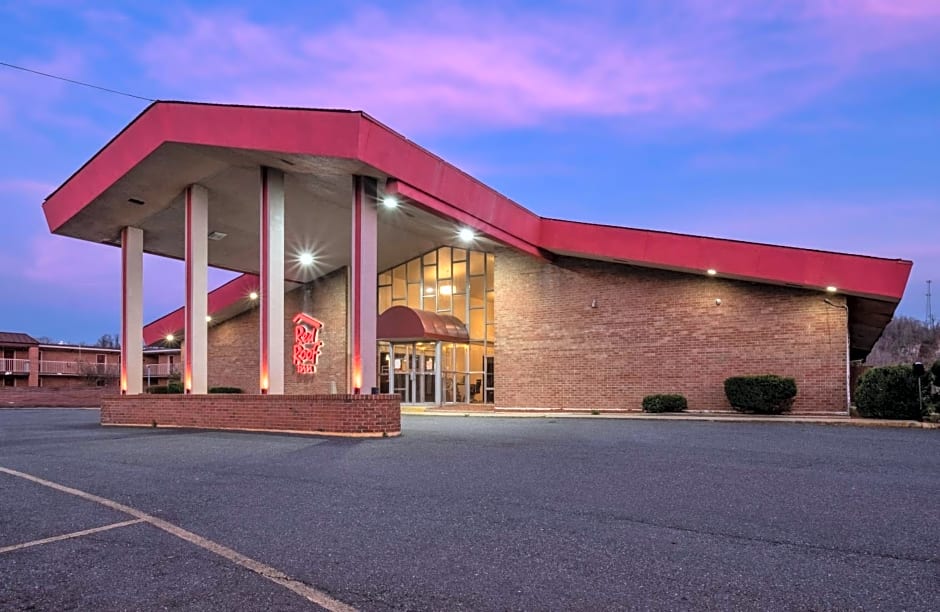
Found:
<box><xmin>470</xmin><ymin>277</ymin><xmax>485</xmax><ymax>306</ymax></box>
<box><xmin>452</xmin><ymin>262</ymin><xmax>466</xmax><ymax>293</ymax></box>
<box><xmin>486</xmin><ymin>323</ymin><xmax>495</xmax><ymax>342</ymax></box>
<box><xmin>378</xmin><ymin>272</ymin><xmax>391</xmax><ymax>286</ymax></box>
<box><xmin>437</xmin><ymin>291</ymin><xmax>451</xmax><ymax>311</ymax></box>
<box><xmin>453</xmin><ymin>294</ymin><xmax>466</xmax><ymax>322</ymax></box>
<box><xmin>485</xmin><ymin>254</ymin><xmax>495</xmax><ymax>289</ymax></box>
<box><xmin>452</xmin><ymin>248</ymin><xmax>466</xmax><ymax>262</ymax></box>
<box><xmin>486</xmin><ymin>291</ymin><xmax>495</xmax><ymax>322</ymax></box>
<box><xmin>470</xmin><ymin>344</ymin><xmax>484</xmax><ymax>371</ymax></box>
<box><xmin>393</xmin><ymin>265</ymin><xmax>406</xmax><ymax>281</ymax></box>
<box><xmin>470</xmin><ymin>310</ymin><xmax>484</xmax><ymax>339</ymax></box>
<box><xmin>437</xmin><ymin>247</ymin><xmax>451</xmax><ymax>279</ymax></box>
<box><xmin>423</xmin><ymin>264</ymin><xmax>436</xmax><ymax>287</ymax></box>
<box><xmin>456</xmin><ymin>345</ymin><xmax>467</xmax><ymax>371</ymax></box>
<box><xmin>423</xmin><ymin>297</ymin><xmax>436</xmax><ymax>311</ymax></box>
<box><xmin>469</xmin><ymin>251</ymin><xmax>484</xmax><ymax>276</ymax></box>
<box><xmin>407</xmin><ymin>284</ymin><xmax>421</xmax><ymax>308</ymax></box>
<box><xmin>407</xmin><ymin>258</ymin><xmax>421</xmax><ymax>283</ymax></box>
<box><xmin>392</xmin><ymin>277</ymin><xmax>406</xmax><ymax>299</ymax></box>
<box><xmin>379</xmin><ymin>286</ymin><xmax>392</xmax><ymax>313</ymax></box>
<box><xmin>423</xmin><ymin>251</ymin><xmax>436</xmax><ymax>265</ymax></box>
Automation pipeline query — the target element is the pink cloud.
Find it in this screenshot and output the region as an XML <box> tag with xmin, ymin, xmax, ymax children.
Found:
<box><xmin>136</xmin><ymin>2</ymin><xmax>940</xmax><ymax>134</ymax></box>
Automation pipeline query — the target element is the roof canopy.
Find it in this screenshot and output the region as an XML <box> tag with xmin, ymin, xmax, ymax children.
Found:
<box><xmin>44</xmin><ymin>101</ymin><xmax>912</xmax><ymax>358</ymax></box>
<box><xmin>377</xmin><ymin>306</ymin><xmax>469</xmax><ymax>343</ymax></box>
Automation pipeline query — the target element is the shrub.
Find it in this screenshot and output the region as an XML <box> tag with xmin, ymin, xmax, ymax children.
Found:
<box><xmin>855</xmin><ymin>365</ymin><xmax>924</xmax><ymax>420</ymax></box>
<box><xmin>724</xmin><ymin>375</ymin><xmax>797</xmax><ymax>415</ymax></box>
<box><xmin>642</xmin><ymin>394</ymin><xmax>688</xmax><ymax>413</ymax></box>
<box><xmin>146</xmin><ymin>381</ymin><xmax>183</xmax><ymax>394</ymax></box>
<box><xmin>209</xmin><ymin>386</ymin><xmax>243</xmax><ymax>394</ymax></box>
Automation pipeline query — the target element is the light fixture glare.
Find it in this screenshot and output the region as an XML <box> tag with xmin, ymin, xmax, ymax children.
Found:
<box><xmin>298</xmin><ymin>252</ymin><xmax>315</xmax><ymax>266</ymax></box>
<box><xmin>706</xmin><ymin>269</ymin><xmax>717</xmax><ymax>276</ymax></box>
<box><xmin>382</xmin><ymin>196</ymin><xmax>398</xmax><ymax>208</ymax></box>
<box><xmin>458</xmin><ymin>228</ymin><xmax>475</xmax><ymax>242</ymax></box>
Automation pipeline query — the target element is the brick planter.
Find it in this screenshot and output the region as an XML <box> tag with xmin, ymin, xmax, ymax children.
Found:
<box><xmin>100</xmin><ymin>394</ymin><xmax>401</xmax><ymax>437</ymax></box>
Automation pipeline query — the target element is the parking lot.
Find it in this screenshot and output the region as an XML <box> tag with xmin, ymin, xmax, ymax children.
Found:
<box><xmin>1</xmin><ymin>409</ymin><xmax>939</xmax><ymax>610</ymax></box>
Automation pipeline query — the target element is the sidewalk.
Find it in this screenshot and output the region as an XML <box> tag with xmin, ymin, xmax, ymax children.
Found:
<box><xmin>400</xmin><ymin>406</ymin><xmax>940</xmax><ymax>429</ymax></box>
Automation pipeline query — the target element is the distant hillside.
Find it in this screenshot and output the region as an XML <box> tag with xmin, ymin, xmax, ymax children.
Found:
<box><xmin>866</xmin><ymin>316</ymin><xmax>939</xmax><ymax>366</ymax></box>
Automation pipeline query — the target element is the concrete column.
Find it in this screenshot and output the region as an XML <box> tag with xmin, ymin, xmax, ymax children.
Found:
<box><xmin>350</xmin><ymin>176</ymin><xmax>378</xmax><ymax>393</ymax></box>
<box><xmin>260</xmin><ymin>167</ymin><xmax>285</xmax><ymax>394</ymax></box>
<box><xmin>120</xmin><ymin>226</ymin><xmax>143</xmax><ymax>395</ymax></box>
<box><xmin>184</xmin><ymin>184</ymin><xmax>208</xmax><ymax>394</ymax></box>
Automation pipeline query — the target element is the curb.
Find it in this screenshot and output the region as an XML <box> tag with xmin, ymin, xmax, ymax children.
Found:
<box><xmin>400</xmin><ymin>409</ymin><xmax>939</xmax><ymax>429</ymax></box>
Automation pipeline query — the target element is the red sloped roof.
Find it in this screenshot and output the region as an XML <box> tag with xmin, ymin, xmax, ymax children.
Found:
<box><xmin>0</xmin><ymin>332</ymin><xmax>39</xmax><ymax>347</ymax></box>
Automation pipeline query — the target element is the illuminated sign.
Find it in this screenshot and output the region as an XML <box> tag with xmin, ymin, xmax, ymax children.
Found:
<box><xmin>292</xmin><ymin>313</ymin><xmax>323</xmax><ymax>374</ymax></box>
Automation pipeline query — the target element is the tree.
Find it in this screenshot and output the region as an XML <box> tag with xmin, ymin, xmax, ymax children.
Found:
<box><xmin>867</xmin><ymin>317</ymin><xmax>940</xmax><ymax>366</ymax></box>
<box><xmin>93</xmin><ymin>333</ymin><xmax>121</xmax><ymax>349</ymax></box>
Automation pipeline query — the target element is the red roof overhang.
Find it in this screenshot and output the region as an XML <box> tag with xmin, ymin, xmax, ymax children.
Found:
<box><xmin>43</xmin><ymin>102</ymin><xmax>912</xmax><ymax>357</ymax></box>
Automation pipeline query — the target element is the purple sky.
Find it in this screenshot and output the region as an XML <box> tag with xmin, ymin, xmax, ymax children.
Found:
<box><xmin>1</xmin><ymin>0</ymin><xmax>939</xmax><ymax>343</ymax></box>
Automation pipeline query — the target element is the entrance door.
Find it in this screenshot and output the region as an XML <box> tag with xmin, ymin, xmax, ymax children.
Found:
<box><xmin>381</xmin><ymin>342</ymin><xmax>439</xmax><ymax>404</ymax></box>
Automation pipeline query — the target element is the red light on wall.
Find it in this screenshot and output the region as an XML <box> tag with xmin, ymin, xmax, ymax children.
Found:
<box><xmin>292</xmin><ymin>312</ymin><xmax>324</xmax><ymax>375</ymax></box>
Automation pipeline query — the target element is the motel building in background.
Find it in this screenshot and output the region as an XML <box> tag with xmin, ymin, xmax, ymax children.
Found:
<box><xmin>39</xmin><ymin>102</ymin><xmax>912</xmax><ymax>433</ymax></box>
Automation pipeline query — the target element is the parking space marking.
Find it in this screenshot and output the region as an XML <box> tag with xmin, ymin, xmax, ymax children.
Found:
<box><xmin>0</xmin><ymin>466</ymin><xmax>356</xmax><ymax>612</ymax></box>
<box><xmin>0</xmin><ymin>518</ymin><xmax>145</xmax><ymax>554</ymax></box>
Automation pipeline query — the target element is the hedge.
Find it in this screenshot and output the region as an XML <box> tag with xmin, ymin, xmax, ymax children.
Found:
<box><xmin>641</xmin><ymin>394</ymin><xmax>688</xmax><ymax>413</ymax></box>
<box><xmin>146</xmin><ymin>381</ymin><xmax>184</xmax><ymax>394</ymax></box>
<box><xmin>724</xmin><ymin>375</ymin><xmax>797</xmax><ymax>415</ymax></box>
<box><xmin>855</xmin><ymin>365</ymin><xmax>924</xmax><ymax>420</ymax></box>
<box><xmin>209</xmin><ymin>387</ymin><xmax>243</xmax><ymax>394</ymax></box>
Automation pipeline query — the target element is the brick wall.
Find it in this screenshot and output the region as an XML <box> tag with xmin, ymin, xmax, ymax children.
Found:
<box><xmin>100</xmin><ymin>393</ymin><xmax>400</xmax><ymax>437</ymax></box>
<box><xmin>0</xmin><ymin>386</ymin><xmax>117</xmax><ymax>407</ymax></box>
<box><xmin>207</xmin><ymin>268</ymin><xmax>348</xmax><ymax>393</ymax></box>
<box><xmin>495</xmin><ymin>250</ymin><xmax>848</xmax><ymax>413</ymax></box>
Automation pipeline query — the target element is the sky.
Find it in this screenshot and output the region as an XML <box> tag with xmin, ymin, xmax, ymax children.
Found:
<box><xmin>1</xmin><ymin>0</ymin><xmax>939</xmax><ymax>343</ymax></box>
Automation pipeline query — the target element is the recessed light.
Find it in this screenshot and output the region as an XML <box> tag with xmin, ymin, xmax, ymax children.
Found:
<box><xmin>425</xmin><ymin>287</ymin><xmax>435</xmax><ymax>295</ymax></box>
<box><xmin>458</xmin><ymin>228</ymin><xmax>475</xmax><ymax>242</ymax></box>
<box><xmin>706</xmin><ymin>269</ymin><xmax>717</xmax><ymax>276</ymax></box>
<box><xmin>207</xmin><ymin>231</ymin><xmax>227</xmax><ymax>241</ymax></box>
<box><xmin>298</xmin><ymin>252</ymin><xmax>315</xmax><ymax>266</ymax></box>
<box><xmin>127</xmin><ymin>197</ymin><xmax>145</xmax><ymax>206</ymax></box>
<box><xmin>205</xmin><ymin>315</ymin><xmax>212</xmax><ymax>322</ymax></box>
<box><xmin>165</xmin><ymin>334</ymin><xmax>175</xmax><ymax>342</ymax></box>
<box><xmin>826</xmin><ymin>286</ymin><xmax>837</xmax><ymax>293</ymax></box>
<box><xmin>248</xmin><ymin>291</ymin><xmax>259</xmax><ymax>301</ymax></box>
<box><xmin>382</xmin><ymin>196</ymin><xmax>398</xmax><ymax>208</ymax></box>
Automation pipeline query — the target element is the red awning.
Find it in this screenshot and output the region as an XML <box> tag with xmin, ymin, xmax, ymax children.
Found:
<box><xmin>377</xmin><ymin>306</ymin><xmax>469</xmax><ymax>343</ymax></box>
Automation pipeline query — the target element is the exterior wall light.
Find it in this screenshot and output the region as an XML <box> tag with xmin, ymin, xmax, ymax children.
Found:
<box><xmin>715</xmin><ymin>298</ymin><xmax>722</xmax><ymax>306</ymax></box>
<box><xmin>458</xmin><ymin>228</ymin><xmax>475</xmax><ymax>242</ymax></box>
<box><xmin>707</xmin><ymin>269</ymin><xmax>717</xmax><ymax>276</ymax></box>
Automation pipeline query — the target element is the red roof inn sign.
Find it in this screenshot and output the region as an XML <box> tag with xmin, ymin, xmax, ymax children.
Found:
<box><xmin>292</xmin><ymin>313</ymin><xmax>323</xmax><ymax>374</ymax></box>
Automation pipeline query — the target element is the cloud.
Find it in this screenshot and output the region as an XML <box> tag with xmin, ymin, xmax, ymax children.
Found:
<box><xmin>135</xmin><ymin>1</ymin><xmax>940</xmax><ymax>134</ymax></box>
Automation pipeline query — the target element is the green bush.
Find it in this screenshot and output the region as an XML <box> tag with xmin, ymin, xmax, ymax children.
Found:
<box><xmin>209</xmin><ymin>386</ymin><xmax>243</xmax><ymax>394</ymax></box>
<box><xmin>642</xmin><ymin>394</ymin><xmax>688</xmax><ymax>413</ymax></box>
<box><xmin>855</xmin><ymin>365</ymin><xmax>925</xmax><ymax>420</ymax></box>
<box><xmin>724</xmin><ymin>375</ymin><xmax>797</xmax><ymax>415</ymax></box>
<box><xmin>146</xmin><ymin>381</ymin><xmax>183</xmax><ymax>394</ymax></box>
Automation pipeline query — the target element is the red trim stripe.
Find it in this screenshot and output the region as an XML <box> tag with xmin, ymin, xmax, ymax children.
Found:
<box><xmin>120</xmin><ymin>227</ymin><xmax>128</xmax><ymax>394</ymax></box>
<box><xmin>352</xmin><ymin>176</ymin><xmax>362</xmax><ymax>389</ymax></box>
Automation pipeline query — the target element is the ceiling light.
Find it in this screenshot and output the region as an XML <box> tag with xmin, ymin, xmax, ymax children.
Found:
<box><xmin>706</xmin><ymin>269</ymin><xmax>717</xmax><ymax>276</ymax></box>
<box><xmin>439</xmin><ymin>284</ymin><xmax>453</xmax><ymax>296</ymax></box>
<box><xmin>381</xmin><ymin>196</ymin><xmax>398</xmax><ymax>208</ymax></box>
<box><xmin>425</xmin><ymin>287</ymin><xmax>435</xmax><ymax>295</ymax></box>
<box><xmin>165</xmin><ymin>334</ymin><xmax>175</xmax><ymax>342</ymax></box>
<box><xmin>826</xmin><ymin>286</ymin><xmax>837</xmax><ymax>293</ymax></box>
<box><xmin>207</xmin><ymin>231</ymin><xmax>227</xmax><ymax>241</ymax></box>
<box><xmin>458</xmin><ymin>228</ymin><xmax>475</xmax><ymax>242</ymax></box>
<box><xmin>298</xmin><ymin>252</ymin><xmax>315</xmax><ymax>266</ymax></box>
<box><xmin>205</xmin><ymin>315</ymin><xmax>212</xmax><ymax>322</ymax></box>
<box><xmin>249</xmin><ymin>291</ymin><xmax>259</xmax><ymax>301</ymax></box>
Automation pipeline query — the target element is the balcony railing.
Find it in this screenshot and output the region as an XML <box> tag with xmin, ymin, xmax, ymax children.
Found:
<box><xmin>144</xmin><ymin>363</ymin><xmax>180</xmax><ymax>378</ymax></box>
<box><xmin>38</xmin><ymin>361</ymin><xmax>120</xmax><ymax>377</ymax></box>
<box><xmin>1</xmin><ymin>358</ymin><xmax>30</xmax><ymax>374</ymax></box>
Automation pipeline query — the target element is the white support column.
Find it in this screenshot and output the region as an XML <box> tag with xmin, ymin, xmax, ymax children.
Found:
<box><xmin>184</xmin><ymin>184</ymin><xmax>209</xmax><ymax>394</ymax></box>
<box><xmin>120</xmin><ymin>226</ymin><xmax>143</xmax><ymax>395</ymax></box>
<box><xmin>350</xmin><ymin>176</ymin><xmax>378</xmax><ymax>393</ymax></box>
<box><xmin>260</xmin><ymin>167</ymin><xmax>285</xmax><ymax>394</ymax></box>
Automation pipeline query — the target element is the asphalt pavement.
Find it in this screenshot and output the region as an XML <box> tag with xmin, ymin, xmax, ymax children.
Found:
<box><xmin>1</xmin><ymin>409</ymin><xmax>938</xmax><ymax>610</ymax></box>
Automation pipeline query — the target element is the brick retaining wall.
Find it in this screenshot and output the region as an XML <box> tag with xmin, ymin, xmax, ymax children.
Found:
<box><xmin>0</xmin><ymin>387</ymin><xmax>116</xmax><ymax>407</ymax></box>
<box><xmin>100</xmin><ymin>394</ymin><xmax>401</xmax><ymax>437</ymax></box>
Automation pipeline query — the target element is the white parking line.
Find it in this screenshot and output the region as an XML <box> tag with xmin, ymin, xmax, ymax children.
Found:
<box><xmin>0</xmin><ymin>466</ymin><xmax>356</xmax><ymax>612</ymax></box>
<box><xmin>0</xmin><ymin>518</ymin><xmax>144</xmax><ymax>554</ymax></box>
